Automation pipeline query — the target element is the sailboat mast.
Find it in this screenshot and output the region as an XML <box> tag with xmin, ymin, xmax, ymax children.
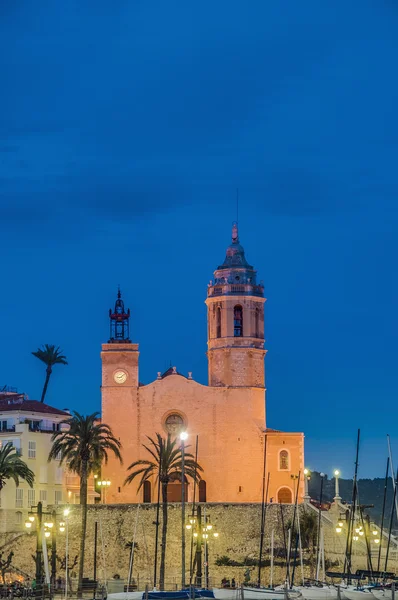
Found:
<box><xmin>257</xmin><ymin>435</ymin><xmax>268</xmax><ymax>587</ymax></box>
<box><xmin>377</xmin><ymin>457</ymin><xmax>389</xmax><ymax>573</ymax></box>
<box><xmin>345</xmin><ymin>429</ymin><xmax>360</xmax><ymax>580</ymax></box>
<box><xmin>384</xmin><ymin>468</ymin><xmax>398</xmax><ymax>574</ymax></box>
<box><xmin>289</xmin><ymin>472</ymin><xmax>301</xmax><ymax>587</ymax></box>
<box><xmin>270</xmin><ymin>529</ymin><xmax>274</xmax><ymax>588</ymax></box>
<box><xmin>315</xmin><ymin>474</ymin><xmax>324</xmax><ymax>581</ymax></box>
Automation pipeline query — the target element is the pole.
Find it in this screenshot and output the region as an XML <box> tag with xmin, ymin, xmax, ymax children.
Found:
<box><xmin>289</xmin><ymin>473</ymin><xmax>301</xmax><ymax>587</ymax></box>
<box><xmin>35</xmin><ymin>502</ymin><xmax>43</xmax><ymax>598</ymax></box>
<box><xmin>196</xmin><ymin>505</ymin><xmax>202</xmax><ymax>588</ymax></box>
<box><xmin>334</xmin><ymin>473</ymin><xmax>341</xmax><ymax>501</ymax></box>
<box><xmin>315</xmin><ymin>475</ymin><xmax>324</xmax><ymax>581</ymax></box>
<box><xmin>65</xmin><ymin>516</ymin><xmax>69</xmax><ymax>600</ymax></box>
<box><xmin>378</xmin><ymin>458</ymin><xmax>389</xmax><ymax>573</ymax></box>
<box><xmin>154</xmin><ymin>454</ymin><xmax>162</xmax><ymax>589</ymax></box>
<box><xmin>387</xmin><ymin>436</ymin><xmax>398</xmax><ymax>522</ymax></box>
<box><xmin>93</xmin><ymin>522</ymin><xmax>98</xmax><ymax>582</ymax></box>
<box><xmin>189</xmin><ymin>436</ymin><xmax>199</xmax><ymax>586</ymax></box>
<box><xmin>181</xmin><ymin>438</ymin><xmax>186</xmax><ymax>589</ymax></box>
<box><xmin>257</xmin><ymin>436</ymin><xmax>268</xmax><ymax>587</ymax></box>
<box><xmin>384</xmin><ymin>468</ymin><xmax>398</xmax><ymax>573</ymax></box>
<box><xmin>345</xmin><ymin>429</ymin><xmax>360</xmax><ymax>581</ymax></box>
<box><xmin>51</xmin><ymin>509</ymin><xmax>57</xmax><ymax>588</ymax></box>
<box><xmin>270</xmin><ymin>529</ymin><xmax>274</xmax><ymax>588</ymax></box>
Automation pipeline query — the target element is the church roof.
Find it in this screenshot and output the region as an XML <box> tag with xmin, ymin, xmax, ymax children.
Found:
<box><xmin>161</xmin><ymin>366</ymin><xmax>187</xmax><ymax>379</ymax></box>
<box><xmin>217</xmin><ymin>222</ymin><xmax>253</xmax><ymax>270</ymax></box>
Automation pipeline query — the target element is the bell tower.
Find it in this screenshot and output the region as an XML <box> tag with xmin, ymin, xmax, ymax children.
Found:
<box><xmin>206</xmin><ymin>223</ymin><xmax>266</xmax><ymax>387</ymax></box>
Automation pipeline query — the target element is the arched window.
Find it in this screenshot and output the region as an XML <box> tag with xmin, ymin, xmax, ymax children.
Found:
<box><xmin>255</xmin><ymin>307</ymin><xmax>261</xmax><ymax>338</ymax></box>
<box><xmin>234</xmin><ymin>305</ymin><xmax>243</xmax><ymax>337</ymax></box>
<box><xmin>278</xmin><ymin>487</ymin><xmax>293</xmax><ymax>504</ymax></box>
<box><xmin>279</xmin><ymin>450</ymin><xmax>289</xmax><ymax>470</ymax></box>
<box><xmin>199</xmin><ymin>480</ymin><xmax>207</xmax><ymax>503</ymax></box>
<box><xmin>143</xmin><ymin>481</ymin><xmax>151</xmax><ymax>503</ymax></box>
<box><xmin>216</xmin><ymin>306</ymin><xmax>222</xmax><ymax>338</ymax></box>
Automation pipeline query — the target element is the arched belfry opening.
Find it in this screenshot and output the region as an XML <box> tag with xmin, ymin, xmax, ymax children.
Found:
<box><xmin>234</xmin><ymin>305</ymin><xmax>243</xmax><ymax>337</ymax></box>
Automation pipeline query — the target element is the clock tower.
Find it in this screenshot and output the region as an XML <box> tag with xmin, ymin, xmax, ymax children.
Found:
<box><xmin>101</xmin><ymin>290</ymin><xmax>139</xmax><ymax>502</ymax></box>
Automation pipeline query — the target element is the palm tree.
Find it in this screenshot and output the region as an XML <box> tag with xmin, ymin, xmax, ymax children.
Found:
<box><xmin>125</xmin><ymin>433</ymin><xmax>203</xmax><ymax>590</ymax></box>
<box><xmin>32</xmin><ymin>345</ymin><xmax>68</xmax><ymax>403</ymax></box>
<box><xmin>0</xmin><ymin>442</ymin><xmax>35</xmax><ymax>490</ymax></box>
<box><xmin>48</xmin><ymin>412</ymin><xmax>122</xmax><ymax>595</ymax></box>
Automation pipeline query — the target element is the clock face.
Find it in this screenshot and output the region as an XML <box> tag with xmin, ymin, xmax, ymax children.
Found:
<box><xmin>114</xmin><ymin>370</ymin><xmax>127</xmax><ymax>384</ymax></box>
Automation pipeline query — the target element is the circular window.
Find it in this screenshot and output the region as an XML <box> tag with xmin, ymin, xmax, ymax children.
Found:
<box><xmin>164</xmin><ymin>413</ymin><xmax>185</xmax><ymax>435</ymax></box>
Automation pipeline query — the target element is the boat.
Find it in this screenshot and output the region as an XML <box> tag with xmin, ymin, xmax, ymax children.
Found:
<box><xmin>342</xmin><ymin>588</ymin><xmax>374</xmax><ymax>600</ymax></box>
<box><xmin>213</xmin><ymin>587</ymin><xmax>302</xmax><ymax>600</ymax></box>
<box><xmin>295</xmin><ymin>585</ymin><xmax>338</xmax><ymax>600</ymax></box>
<box><xmin>371</xmin><ymin>589</ymin><xmax>393</xmax><ymax>600</ymax></box>
<box><xmin>108</xmin><ymin>590</ymin><xmax>214</xmax><ymax>600</ymax></box>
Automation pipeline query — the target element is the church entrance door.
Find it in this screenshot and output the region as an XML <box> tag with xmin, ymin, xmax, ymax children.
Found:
<box><xmin>167</xmin><ymin>473</ymin><xmax>188</xmax><ymax>502</ymax></box>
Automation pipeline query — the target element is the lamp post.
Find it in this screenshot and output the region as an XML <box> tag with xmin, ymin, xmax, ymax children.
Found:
<box><xmin>186</xmin><ymin>507</ymin><xmax>219</xmax><ymax>589</ymax></box>
<box><xmin>303</xmin><ymin>468</ymin><xmax>311</xmax><ymax>503</ymax></box>
<box><xmin>59</xmin><ymin>508</ymin><xmax>70</xmax><ymax>599</ymax></box>
<box><xmin>25</xmin><ymin>503</ymin><xmax>65</xmax><ymax>597</ymax></box>
<box><xmin>180</xmin><ymin>431</ymin><xmax>188</xmax><ymax>589</ymax></box>
<box><xmin>334</xmin><ymin>470</ymin><xmax>341</xmax><ymax>502</ymax></box>
<box><xmin>98</xmin><ymin>479</ymin><xmax>111</xmax><ymax>503</ymax></box>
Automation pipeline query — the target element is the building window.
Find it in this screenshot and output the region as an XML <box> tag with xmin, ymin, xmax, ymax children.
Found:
<box><xmin>278</xmin><ymin>487</ymin><xmax>293</xmax><ymax>504</ymax></box>
<box><xmin>55</xmin><ymin>491</ymin><xmax>63</xmax><ymax>505</ymax></box>
<box><xmin>1</xmin><ymin>420</ymin><xmax>7</xmax><ymax>431</ymax></box>
<box><xmin>15</xmin><ymin>489</ymin><xmax>23</xmax><ymax>508</ymax></box>
<box><xmin>40</xmin><ymin>490</ymin><xmax>47</xmax><ymax>505</ymax></box>
<box><xmin>143</xmin><ymin>481</ymin><xmax>151</xmax><ymax>503</ymax></box>
<box><xmin>16</xmin><ymin>511</ymin><xmax>22</xmax><ymax>525</ymax></box>
<box><xmin>234</xmin><ymin>305</ymin><xmax>243</xmax><ymax>337</ymax></box>
<box><xmin>279</xmin><ymin>450</ymin><xmax>289</xmax><ymax>470</ymax></box>
<box><xmin>28</xmin><ymin>489</ymin><xmax>35</xmax><ymax>507</ymax></box>
<box><xmin>216</xmin><ymin>306</ymin><xmax>222</xmax><ymax>338</ymax></box>
<box><xmin>164</xmin><ymin>413</ymin><xmax>184</xmax><ymax>436</ymax></box>
<box><xmin>28</xmin><ymin>441</ymin><xmax>36</xmax><ymax>459</ymax></box>
<box><xmin>199</xmin><ymin>480</ymin><xmax>207</xmax><ymax>503</ymax></box>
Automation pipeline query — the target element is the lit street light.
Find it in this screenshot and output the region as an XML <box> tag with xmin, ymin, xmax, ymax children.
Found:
<box><xmin>334</xmin><ymin>470</ymin><xmax>341</xmax><ymax>502</ymax></box>
<box><xmin>303</xmin><ymin>468</ymin><xmax>311</xmax><ymax>503</ymax></box>
<box><xmin>98</xmin><ymin>479</ymin><xmax>111</xmax><ymax>503</ymax></box>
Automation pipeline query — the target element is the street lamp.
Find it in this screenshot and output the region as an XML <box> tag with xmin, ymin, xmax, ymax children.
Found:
<box><xmin>180</xmin><ymin>431</ymin><xmax>188</xmax><ymax>589</ymax></box>
<box><xmin>59</xmin><ymin>508</ymin><xmax>70</xmax><ymax>600</ymax></box>
<box><xmin>25</xmin><ymin>503</ymin><xmax>62</xmax><ymax>596</ymax></box>
<box><xmin>303</xmin><ymin>468</ymin><xmax>311</xmax><ymax>503</ymax></box>
<box><xmin>98</xmin><ymin>479</ymin><xmax>111</xmax><ymax>503</ymax></box>
<box><xmin>186</xmin><ymin>507</ymin><xmax>219</xmax><ymax>589</ymax></box>
<box><xmin>334</xmin><ymin>470</ymin><xmax>341</xmax><ymax>502</ymax></box>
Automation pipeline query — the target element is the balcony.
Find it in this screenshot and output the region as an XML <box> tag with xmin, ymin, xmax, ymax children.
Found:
<box><xmin>208</xmin><ymin>284</ymin><xmax>264</xmax><ymax>298</ymax></box>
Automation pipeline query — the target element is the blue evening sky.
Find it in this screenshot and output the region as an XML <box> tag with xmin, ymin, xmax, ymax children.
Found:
<box><xmin>1</xmin><ymin>1</ymin><xmax>397</xmax><ymax>479</ymax></box>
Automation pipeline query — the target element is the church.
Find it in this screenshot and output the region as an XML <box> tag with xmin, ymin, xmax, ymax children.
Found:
<box><xmin>101</xmin><ymin>224</ymin><xmax>305</xmax><ymax>504</ymax></box>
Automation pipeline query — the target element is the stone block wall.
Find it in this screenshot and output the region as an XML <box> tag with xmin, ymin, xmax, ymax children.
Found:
<box><xmin>0</xmin><ymin>503</ymin><xmax>379</xmax><ymax>589</ymax></box>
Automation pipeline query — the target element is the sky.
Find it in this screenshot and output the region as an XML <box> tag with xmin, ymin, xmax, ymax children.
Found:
<box><xmin>1</xmin><ymin>1</ymin><xmax>398</xmax><ymax>479</ymax></box>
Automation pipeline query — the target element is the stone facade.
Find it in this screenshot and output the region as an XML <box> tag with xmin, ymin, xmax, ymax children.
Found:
<box><xmin>0</xmin><ymin>503</ymin><xmax>388</xmax><ymax>589</ymax></box>
<box><xmin>101</xmin><ymin>224</ymin><xmax>304</xmax><ymax>505</ymax></box>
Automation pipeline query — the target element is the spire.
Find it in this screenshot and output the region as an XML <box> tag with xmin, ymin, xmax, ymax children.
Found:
<box><xmin>108</xmin><ymin>288</ymin><xmax>131</xmax><ymax>343</ymax></box>
<box><xmin>232</xmin><ymin>221</ymin><xmax>239</xmax><ymax>244</ymax></box>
